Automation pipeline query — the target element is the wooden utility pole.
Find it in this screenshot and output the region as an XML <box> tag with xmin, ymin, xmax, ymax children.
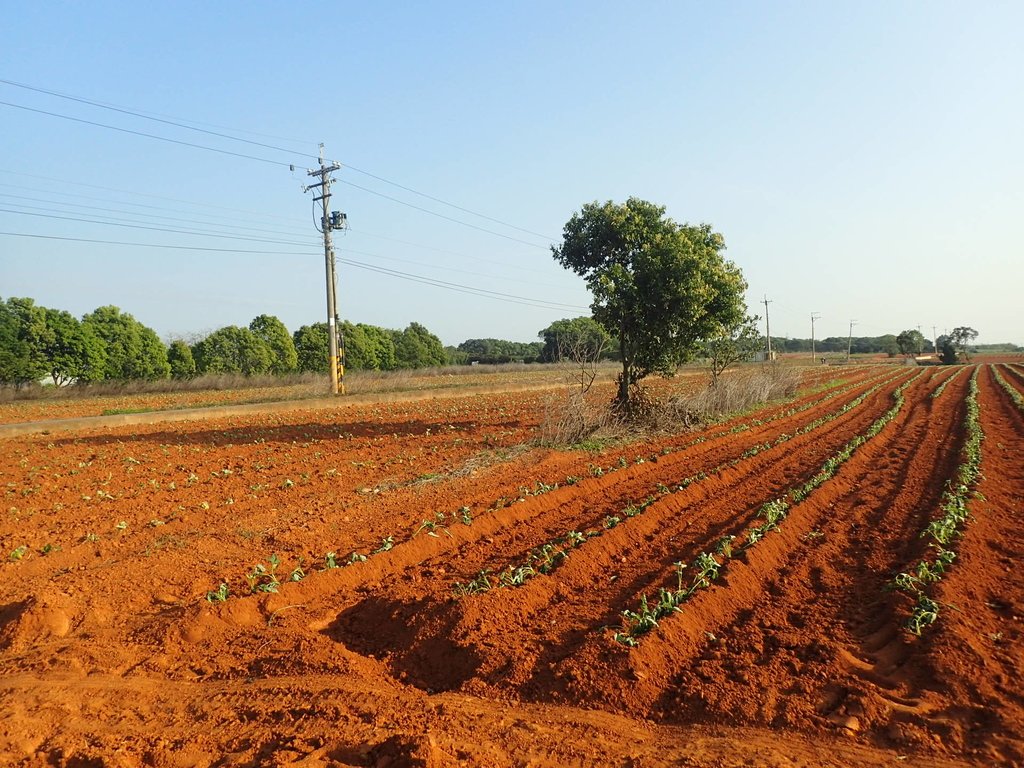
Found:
<box><xmin>304</xmin><ymin>144</ymin><xmax>346</xmax><ymax>394</ymax></box>
<box><xmin>763</xmin><ymin>296</ymin><xmax>773</xmax><ymax>361</ymax></box>
<box><xmin>846</xmin><ymin>320</ymin><xmax>857</xmax><ymax>363</ymax></box>
<box><xmin>810</xmin><ymin>312</ymin><xmax>821</xmax><ymax>363</ymax></box>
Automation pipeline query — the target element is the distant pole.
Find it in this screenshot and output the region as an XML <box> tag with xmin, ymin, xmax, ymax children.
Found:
<box><xmin>916</xmin><ymin>324</ymin><xmax>923</xmax><ymax>355</ymax></box>
<box><xmin>810</xmin><ymin>312</ymin><xmax>821</xmax><ymax>363</ymax></box>
<box><xmin>304</xmin><ymin>144</ymin><xmax>346</xmax><ymax>395</ymax></box>
<box><xmin>933</xmin><ymin>325</ymin><xmax>938</xmax><ymax>353</ymax></box>
<box><xmin>763</xmin><ymin>295</ymin><xmax>773</xmax><ymax>361</ymax></box>
<box><xmin>846</xmin><ymin>320</ymin><xmax>857</xmax><ymax>363</ymax></box>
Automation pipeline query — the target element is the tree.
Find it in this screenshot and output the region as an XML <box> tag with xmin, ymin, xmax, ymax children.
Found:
<box><xmin>192</xmin><ymin>326</ymin><xmax>273</xmax><ymax>375</ymax></box>
<box><xmin>81</xmin><ymin>305</ymin><xmax>169</xmax><ymax>380</ymax></box>
<box><xmin>538</xmin><ymin>317</ymin><xmax>612</xmax><ymax>363</ymax></box>
<box><xmin>949</xmin><ymin>326</ymin><xmax>979</xmax><ymax>362</ymax></box>
<box><xmin>896</xmin><ymin>329</ymin><xmax>925</xmax><ymax>356</ymax></box>
<box><xmin>879</xmin><ymin>334</ymin><xmax>900</xmax><ymax>357</ymax></box>
<box><xmin>552</xmin><ymin>198</ymin><xmax>747</xmax><ymax>413</ymax></box>
<box><xmin>39</xmin><ymin>308</ymin><xmax>106</xmax><ymax>386</ymax></box>
<box><xmin>393</xmin><ymin>322</ymin><xmax>447</xmax><ymax>368</ymax></box>
<box><xmin>167</xmin><ymin>339</ymin><xmax>196</xmax><ymax>379</ymax></box>
<box><xmin>359</xmin><ymin>324</ymin><xmax>398</xmax><ymax>370</ymax></box>
<box><xmin>249</xmin><ymin>314</ymin><xmax>298</xmax><ymax>374</ymax></box>
<box><xmin>704</xmin><ymin>316</ymin><xmax>762</xmax><ymax>384</ymax></box>
<box><xmin>0</xmin><ymin>297</ymin><xmax>48</xmax><ymax>387</ymax></box>
<box><xmin>293</xmin><ymin>323</ymin><xmax>329</xmax><ymax>373</ymax></box>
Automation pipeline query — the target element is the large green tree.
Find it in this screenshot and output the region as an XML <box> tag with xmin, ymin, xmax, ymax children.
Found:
<box><xmin>359</xmin><ymin>324</ymin><xmax>398</xmax><ymax>370</ymax></box>
<box><xmin>949</xmin><ymin>326</ymin><xmax>979</xmax><ymax>362</ymax></box>
<box><xmin>896</xmin><ymin>329</ymin><xmax>926</xmax><ymax>356</ymax></box>
<box><xmin>0</xmin><ymin>297</ymin><xmax>48</xmax><ymax>387</ymax></box>
<box><xmin>393</xmin><ymin>322</ymin><xmax>447</xmax><ymax>368</ymax></box>
<box><xmin>192</xmin><ymin>326</ymin><xmax>273</xmax><ymax>375</ymax></box>
<box><xmin>39</xmin><ymin>308</ymin><xmax>106</xmax><ymax>385</ymax></box>
<box><xmin>293</xmin><ymin>323</ymin><xmax>330</xmax><ymax>373</ymax></box>
<box><xmin>552</xmin><ymin>198</ymin><xmax>748</xmax><ymax>412</ymax></box>
<box><xmin>538</xmin><ymin>317</ymin><xmax>611</xmax><ymax>363</ymax></box>
<box><xmin>167</xmin><ymin>339</ymin><xmax>197</xmax><ymax>379</ymax></box>
<box><xmin>81</xmin><ymin>305</ymin><xmax>169</xmax><ymax>380</ymax></box>
<box><xmin>249</xmin><ymin>314</ymin><xmax>298</xmax><ymax>374</ymax></box>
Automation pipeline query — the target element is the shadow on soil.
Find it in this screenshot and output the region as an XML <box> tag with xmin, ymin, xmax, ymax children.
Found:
<box><xmin>324</xmin><ymin>595</ymin><xmax>480</xmax><ymax>694</ymax></box>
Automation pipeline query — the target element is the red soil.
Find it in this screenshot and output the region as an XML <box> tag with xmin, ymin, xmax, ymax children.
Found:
<box><xmin>0</xmin><ymin>364</ymin><xmax>1016</xmax><ymax>767</ymax></box>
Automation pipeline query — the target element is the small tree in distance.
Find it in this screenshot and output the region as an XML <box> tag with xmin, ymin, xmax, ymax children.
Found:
<box><xmin>705</xmin><ymin>316</ymin><xmax>761</xmax><ymax>385</ymax></box>
<box><xmin>949</xmin><ymin>326</ymin><xmax>979</xmax><ymax>362</ymax></box>
<box><xmin>167</xmin><ymin>340</ymin><xmax>196</xmax><ymax>379</ymax></box>
<box><xmin>552</xmin><ymin>198</ymin><xmax>748</xmax><ymax>417</ymax></box>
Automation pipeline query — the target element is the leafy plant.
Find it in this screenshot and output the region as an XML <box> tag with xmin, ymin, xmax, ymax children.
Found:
<box><xmin>246</xmin><ymin>554</ymin><xmax>281</xmax><ymax>593</ymax></box>
<box><xmin>206</xmin><ymin>582</ymin><xmax>230</xmax><ymax>602</ymax></box>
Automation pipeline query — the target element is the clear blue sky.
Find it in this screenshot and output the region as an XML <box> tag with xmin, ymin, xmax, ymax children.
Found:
<box><xmin>2</xmin><ymin>1</ymin><xmax>1021</xmax><ymax>346</ymax></box>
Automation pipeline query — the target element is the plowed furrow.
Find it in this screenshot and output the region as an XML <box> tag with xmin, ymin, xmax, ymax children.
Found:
<box><xmin>637</xmin><ymin>365</ymin><xmax>971</xmax><ymax>734</ymax></box>
<box><xmin>322</xmin><ymin>372</ymin><xmax>921</xmax><ymax>695</ymax></box>
<box><xmin>388</xmin><ymin>369</ymin><xmax>911</xmax><ymax>594</ymax></box>
<box><xmin>524</xmin><ymin>368</ymin><xmax>942</xmax><ymax>713</ymax></box>
<box><xmin>910</xmin><ymin>365</ymin><xmax>1024</xmax><ymax>763</ymax></box>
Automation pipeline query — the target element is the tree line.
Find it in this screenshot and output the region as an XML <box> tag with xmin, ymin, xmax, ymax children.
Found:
<box><xmin>0</xmin><ymin>296</ymin><xmax>624</xmax><ymax>388</ymax></box>
<box><xmin>0</xmin><ymin>297</ymin><xmax>458</xmax><ymax>387</ymax></box>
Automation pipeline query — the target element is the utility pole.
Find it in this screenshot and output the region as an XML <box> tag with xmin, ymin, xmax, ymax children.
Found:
<box><xmin>810</xmin><ymin>312</ymin><xmax>821</xmax><ymax>364</ymax></box>
<box><xmin>303</xmin><ymin>144</ymin><xmax>347</xmax><ymax>395</ymax></box>
<box><xmin>916</xmin><ymin>324</ymin><xmax>923</xmax><ymax>355</ymax></box>
<box><xmin>933</xmin><ymin>325</ymin><xmax>938</xmax><ymax>354</ymax></box>
<box><xmin>847</xmin><ymin>320</ymin><xmax>857</xmax><ymax>364</ymax></box>
<box><xmin>763</xmin><ymin>295</ymin><xmax>773</xmax><ymax>361</ymax></box>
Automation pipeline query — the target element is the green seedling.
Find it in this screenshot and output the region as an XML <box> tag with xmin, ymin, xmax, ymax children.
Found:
<box><xmin>906</xmin><ymin>594</ymin><xmax>940</xmax><ymax>635</ymax></box>
<box><xmin>348</xmin><ymin>551</ymin><xmax>367</xmax><ymax>564</ymax></box>
<box><xmin>246</xmin><ymin>554</ymin><xmax>281</xmax><ymax>593</ymax></box>
<box><xmin>206</xmin><ymin>582</ymin><xmax>230</xmax><ymax>602</ymax></box>
<box><xmin>604</xmin><ymin>515</ymin><xmax>622</xmax><ymax>529</ymax></box>
<box><xmin>323</xmin><ymin>551</ymin><xmax>339</xmax><ymax>569</ymax></box>
<box><xmin>372</xmin><ymin>536</ymin><xmax>394</xmax><ymax>554</ymax></box>
<box><xmin>9</xmin><ymin>545</ymin><xmax>28</xmax><ymax>561</ymax></box>
<box><xmin>458</xmin><ymin>506</ymin><xmax>473</xmax><ymax>525</ymax></box>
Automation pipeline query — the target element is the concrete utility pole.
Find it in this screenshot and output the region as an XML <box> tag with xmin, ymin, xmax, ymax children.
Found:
<box><xmin>304</xmin><ymin>144</ymin><xmax>347</xmax><ymax>395</ymax></box>
<box><xmin>847</xmin><ymin>320</ymin><xmax>857</xmax><ymax>363</ymax></box>
<box><xmin>763</xmin><ymin>296</ymin><xmax>773</xmax><ymax>360</ymax></box>
<box><xmin>916</xmin><ymin>324</ymin><xmax>924</xmax><ymax>355</ymax></box>
<box><xmin>810</xmin><ymin>312</ymin><xmax>821</xmax><ymax>364</ymax></box>
<box><xmin>933</xmin><ymin>325</ymin><xmax>939</xmax><ymax>353</ymax></box>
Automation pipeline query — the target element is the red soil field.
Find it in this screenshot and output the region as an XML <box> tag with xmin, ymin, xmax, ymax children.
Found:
<box><xmin>0</xmin><ymin>364</ymin><xmax>1020</xmax><ymax>767</ymax></box>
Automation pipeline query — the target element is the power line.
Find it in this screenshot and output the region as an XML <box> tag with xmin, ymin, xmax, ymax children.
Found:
<box><xmin>0</xmin><ymin>168</ymin><xmax>308</xmax><ymax>225</ymax></box>
<box><xmin>338</xmin><ymin>178</ymin><xmax>549</xmax><ymax>248</ymax></box>
<box><xmin>336</xmin><ymin>258</ymin><xmax>589</xmax><ymax>312</ymax></box>
<box><xmin>1</xmin><ymin>78</ymin><xmax>554</xmax><ymax>242</ymax></box>
<box><xmin>0</xmin><ymin>99</ymin><xmax>297</xmax><ymax>168</ymax></box>
<box><xmin>0</xmin><ymin>230</ymin><xmax>589</xmax><ymax>312</ymax></box>
<box><xmin>0</xmin><ymin>231</ymin><xmax>314</xmax><ymax>255</ymax></box>
<box><xmin>0</xmin><ymin>77</ymin><xmax>319</xmax><ymax>160</ymax></box>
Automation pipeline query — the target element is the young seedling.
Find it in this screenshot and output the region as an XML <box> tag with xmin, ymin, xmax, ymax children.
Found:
<box><xmin>246</xmin><ymin>554</ymin><xmax>281</xmax><ymax>593</ymax></box>
<box><xmin>372</xmin><ymin>536</ymin><xmax>395</xmax><ymax>554</ymax></box>
<box><xmin>206</xmin><ymin>582</ymin><xmax>230</xmax><ymax>602</ymax></box>
<box><xmin>9</xmin><ymin>545</ymin><xmax>28</xmax><ymax>561</ymax></box>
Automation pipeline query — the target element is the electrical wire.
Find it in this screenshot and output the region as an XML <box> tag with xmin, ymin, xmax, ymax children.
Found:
<box><xmin>1</xmin><ymin>78</ymin><xmax>554</xmax><ymax>241</ymax></box>
<box><xmin>0</xmin><ymin>100</ymin><xmax>297</xmax><ymax>167</ymax></box>
<box><xmin>0</xmin><ymin>230</ymin><xmax>590</xmax><ymax>312</ymax></box>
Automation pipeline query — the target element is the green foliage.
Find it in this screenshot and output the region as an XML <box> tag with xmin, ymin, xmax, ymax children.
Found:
<box><xmin>192</xmin><ymin>325</ymin><xmax>273</xmax><ymax>375</ymax></box>
<box><xmin>704</xmin><ymin>315</ymin><xmax>762</xmax><ymax>383</ymax></box>
<box><xmin>0</xmin><ymin>297</ymin><xmax>50</xmax><ymax>386</ymax></box>
<box><xmin>81</xmin><ymin>305</ymin><xmax>169</xmax><ymax>380</ymax></box>
<box><xmin>537</xmin><ymin>317</ymin><xmax>612</xmax><ymax>363</ymax></box>
<box><xmin>293</xmin><ymin>322</ymin><xmax>330</xmax><ymax>373</ymax></box>
<box><xmin>552</xmin><ymin>198</ymin><xmax>748</xmax><ymax>413</ymax></box>
<box><xmin>896</xmin><ymin>329</ymin><xmax>926</xmax><ymax>356</ymax></box>
<box><xmin>457</xmin><ymin>337</ymin><xmax>544</xmax><ymax>364</ymax></box>
<box><xmin>167</xmin><ymin>339</ymin><xmax>197</xmax><ymax>379</ymax></box>
<box><xmin>249</xmin><ymin>314</ymin><xmax>298</xmax><ymax>374</ymax></box>
<box><xmin>39</xmin><ymin>307</ymin><xmax>106</xmax><ymax>385</ymax></box>
<box><xmin>950</xmin><ymin>326</ymin><xmax>979</xmax><ymax>362</ymax></box>
<box><xmin>392</xmin><ymin>322</ymin><xmax>447</xmax><ymax>368</ymax></box>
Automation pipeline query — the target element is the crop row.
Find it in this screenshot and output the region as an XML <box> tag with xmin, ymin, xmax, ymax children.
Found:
<box><xmin>891</xmin><ymin>366</ymin><xmax>983</xmax><ymax>634</ymax></box>
<box><xmin>613</xmin><ymin>369</ymin><xmax>924</xmax><ymax>646</ymax></box>
<box><xmin>201</xmin><ymin>370</ymin><xmax>893</xmax><ymax>601</ymax></box>
<box><xmin>452</xmin><ymin>370</ymin><xmax>910</xmax><ymax>598</ymax></box>
<box><xmin>992</xmin><ymin>365</ymin><xmax>1024</xmax><ymax>414</ymax></box>
<box><xmin>930</xmin><ymin>366</ymin><xmax>967</xmax><ymax>399</ymax></box>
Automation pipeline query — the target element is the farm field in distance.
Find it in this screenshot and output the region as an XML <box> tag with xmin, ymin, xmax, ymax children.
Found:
<box><xmin>1</xmin><ymin>361</ymin><xmax>1022</xmax><ymax>767</ymax></box>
